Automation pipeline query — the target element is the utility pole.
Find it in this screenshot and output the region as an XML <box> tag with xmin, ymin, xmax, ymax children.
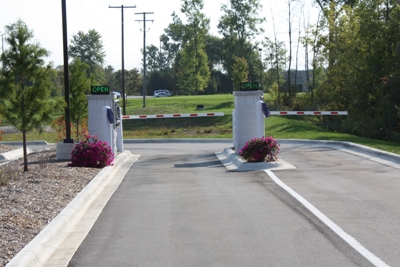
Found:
<box><xmin>135</xmin><ymin>12</ymin><xmax>154</xmax><ymax>108</ymax></box>
<box><xmin>109</xmin><ymin>4</ymin><xmax>136</xmax><ymax>115</ymax></box>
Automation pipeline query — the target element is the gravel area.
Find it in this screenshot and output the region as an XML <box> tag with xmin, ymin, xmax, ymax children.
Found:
<box><xmin>0</xmin><ymin>144</ymin><xmax>101</xmax><ymax>267</ymax></box>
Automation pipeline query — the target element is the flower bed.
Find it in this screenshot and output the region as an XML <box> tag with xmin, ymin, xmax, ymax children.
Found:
<box><xmin>239</xmin><ymin>136</ymin><xmax>280</xmax><ymax>162</ymax></box>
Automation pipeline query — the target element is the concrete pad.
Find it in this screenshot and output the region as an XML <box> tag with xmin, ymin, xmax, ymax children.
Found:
<box><xmin>216</xmin><ymin>147</ymin><xmax>296</xmax><ymax>171</ymax></box>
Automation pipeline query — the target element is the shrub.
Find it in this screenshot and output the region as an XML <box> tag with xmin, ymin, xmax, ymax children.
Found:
<box><xmin>69</xmin><ymin>134</ymin><xmax>114</xmax><ymax>168</ymax></box>
<box><xmin>239</xmin><ymin>136</ymin><xmax>280</xmax><ymax>162</ymax></box>
<box><xmin>53</xmin><ymin>116</ymin><xmax>89</xmax><ymax>142</ymax></box>
<box><xmin>0</xmin><ymin>164</ymin><xmax>19</xmax><ymax>186</ymax></box>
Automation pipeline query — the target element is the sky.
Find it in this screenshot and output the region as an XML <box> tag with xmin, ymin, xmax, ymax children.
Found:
<box><xmin>1</xmin><ymin>0</ymin><xmax>319</xmax><ymax>71</ymax></box>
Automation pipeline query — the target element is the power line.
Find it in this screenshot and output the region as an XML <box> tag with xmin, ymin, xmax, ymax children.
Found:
<box><xmin>135</xmin><ymin>12</ymin><xmax>154</xmax><ymax>108</ymax></box>
<box><xmin>109</xmin><ymin>4</ymin><xmax>136</xmax><ymax>115</ymax></box>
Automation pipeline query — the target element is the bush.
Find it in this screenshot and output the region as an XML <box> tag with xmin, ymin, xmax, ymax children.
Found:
<box><xmin>69</xmin><ymin>134</ymin><xmax>114</xmax><ymax>168</ymax></box>
<box><xmin>239</xmin><ymin>136</ymin><xmax>280</xmax><ymax>162</ymax></box>
<box><xmin>53</xmin><ymin>116</ymin><xmax>89</xmax><ymax>142</ymax></box>
<box><xmin>0</xmin><ymin>164</ymin><xmax>19</xmax><ymax>186</ymax></box>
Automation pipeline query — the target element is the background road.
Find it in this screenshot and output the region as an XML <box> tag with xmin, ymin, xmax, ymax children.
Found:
<box><xmin>67</xmin><ymin>142</ymin><xmax>399</xmax><ymax>267</ymax></box>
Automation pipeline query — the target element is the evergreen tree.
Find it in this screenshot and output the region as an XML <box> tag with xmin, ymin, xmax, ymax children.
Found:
<box><xmin>0</xmin><ymin>20</ymin><xmax>57</xmax><ymax>171</ymax></box>
<box><xmin>69</xmin><ymin>59</ymin><xmax>90</xmax><ymax>141</ymax></box>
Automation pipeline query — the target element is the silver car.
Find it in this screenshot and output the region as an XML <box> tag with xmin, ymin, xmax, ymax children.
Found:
<box><xmin>154</xmin><ymin>89</ymin><xmax>172</xmax><ymax>97</ymax></box>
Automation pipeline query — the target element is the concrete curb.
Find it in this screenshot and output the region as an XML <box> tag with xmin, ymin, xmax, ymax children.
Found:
<box><xmin>0</xmin><ymin>140</ymin><xmax>48</xmax><ymax>146</ymax></box>
<box><xmin>6</xmin><ymin>151</ymin><xmax>141</xmax><ymax>267</ymax></box>
<box><xmin>0</xmin><ymin>148</ymin><xmax>33</xmax><ymax>161</ymax></box>
<box><xmin>214</xmin><ymin>139</ymin><xmax>400</xmax><ymax>172</ymax></box>
<box><xmin>277</xmin><ymin>139</ymin><xmax>400</xmax><ymax>164</ymax></box>
<box><xmin>216</xmin><ymin>147</ymin><xmax>296</xmax><ymax>171</ymax></box>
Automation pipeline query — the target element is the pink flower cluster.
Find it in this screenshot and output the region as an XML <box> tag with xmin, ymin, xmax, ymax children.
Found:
<box><xmin>239</xmin><ymin>136</ymin><xmax>280</xmax><ymax>162</ymax></box>
<box><xmin>69</xmin><ymin>134</ymin><xmax>114</xmax><ymax>168</ymax></box>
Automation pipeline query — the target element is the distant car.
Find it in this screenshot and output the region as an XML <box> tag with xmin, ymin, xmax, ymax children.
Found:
<box><xmin>154</xmin><ymin>89</ymin><xmax>172</xmax><ymax>97</ymax></box>
<box><xmin>154</xmin><ymin>91</ymin><xmax>170</xmax><ymax>97</ymax></box>
<box><xmin>111</xmin><ymin>91</ymin><xmax>121</xmax><ymax>98</ymax></box>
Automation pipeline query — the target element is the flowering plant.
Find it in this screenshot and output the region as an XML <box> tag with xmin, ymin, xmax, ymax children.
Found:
<box><xmin>239</xmin><ymin>136</ymin><xmax>280</xmax><ymax>162</ymax></box>
<box><xmin>69</xmin><ymin>134</ymin><xmax>114</xmax><ymax>168</ymax></box>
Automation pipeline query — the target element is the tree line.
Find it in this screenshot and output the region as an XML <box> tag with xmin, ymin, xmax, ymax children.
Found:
<box><xmin>144</xmin><ymin>0</ymin><xmax>400</xmax><ymax>142</ymax></box>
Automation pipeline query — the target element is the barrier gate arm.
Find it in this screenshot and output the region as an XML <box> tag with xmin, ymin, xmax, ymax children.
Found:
<box><xmin>268</xmin><ymin>111</ymin><xmax>348</xmax><ymax>116</ymax></box>
<box><xmin>122</xmin><ymin>112</ymin><xmax>225</xmax><ymax>120</ymax></box>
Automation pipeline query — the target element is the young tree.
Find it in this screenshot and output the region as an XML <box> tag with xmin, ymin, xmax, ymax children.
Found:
<box><xmin>177</xmin><ymin>42</ymin><xmax>210</xmax><ymax>94</ymax></box>
<box><xmin>176</xmin><ymin>0</ymin><xmax>211</xmax><ymax>94</ymax></box>
<box><xmin>104</xmin><ymin>65</ymin><xmax>117</xmax><ymax>89</ymax></box>
<box><xmin>69</xmin><ymin>59</ymin><xmax>90</xmax><ymax>141</ymax></box>
<box><xmin>123</xmin><ymin>68</ymin><xmax>142</xmax><ymax>95</ymax></box>
<box><xmin>263</xmin><ymin>35</ymin><xmax>287</xmax><ymax>106</ymax></box>
<box><xmin>0</xmin><ymin>20</ymin><xmax>57</xmax><ymax>171</ymax></box>
<box><xmin>146</xmin><ymin>44</ymin><xmax>162</xmax><ymax>73</ymax></box>
<box><xmin>285</xmin><ymin>0</ymin><xmax>303</xmax><ymax>97</ymax></box>
<box><xmin>231</xmin><ymin>57</ymin><xmax>249</xmax><ymax>90</ymax></box>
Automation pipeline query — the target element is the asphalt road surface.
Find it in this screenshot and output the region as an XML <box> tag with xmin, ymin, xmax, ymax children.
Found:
<box><xmin>68</xmin><ymin>142</ymin><xmax>400</xmax><ymax>267</ymax></box>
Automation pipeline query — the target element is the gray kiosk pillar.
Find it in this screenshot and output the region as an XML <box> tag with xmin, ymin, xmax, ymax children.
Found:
<box><xmin>233</xmin><ymin>90</ymin><xmax>265</xmax><ymax>153</ymax></box>
<box><xmin>87</xmin><ymin>94</ymin><xmax>123</xmax><ymax>154</ymax></box>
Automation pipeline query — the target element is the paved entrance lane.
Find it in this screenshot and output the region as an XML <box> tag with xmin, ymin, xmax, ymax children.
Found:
<box><xmin>274</xmin><ymin>143</ymin><xmax>400</xmax><ymax>267</ymax></box>
<box><xmin>68</xmin><ymin>143</ymin><xmax>371</xmax><ymax>267</ymax></box>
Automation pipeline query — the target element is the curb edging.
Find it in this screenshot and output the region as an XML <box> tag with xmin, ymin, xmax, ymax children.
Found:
<box><xmin>6</xmin><ymin>151</ymin><xmax>140</xmax><ymax>267</ymax></box>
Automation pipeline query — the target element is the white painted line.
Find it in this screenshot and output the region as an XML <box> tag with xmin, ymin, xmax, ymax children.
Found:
<box><xmin>265</xmin><ymin>170</ymin><xmax>390</xmax><ymax>267</ymax></box>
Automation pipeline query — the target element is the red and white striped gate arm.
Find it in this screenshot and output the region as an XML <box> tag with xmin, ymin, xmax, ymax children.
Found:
<box><xmin>268</xmin><ymin>111</ymin><xmax>348</xmax><ymax>115</ymax></box>
<box><xmin>122</xmin><ymin>112</ymin><xmax>224</xmax><ymax>120</ymax></box>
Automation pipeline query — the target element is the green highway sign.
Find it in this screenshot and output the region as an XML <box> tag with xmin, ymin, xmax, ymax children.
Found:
<box><xmin>91</xmin><ymin>86</ymin><xmax>110</xmax><ymax>95</ymax></box>
<box><xmin>240</xmin><ymin>82</ymin><xmax>259</xmax><ymax>91</ymax></box>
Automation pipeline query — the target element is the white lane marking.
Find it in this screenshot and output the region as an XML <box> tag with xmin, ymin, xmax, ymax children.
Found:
<box><xmin>265</xmin><ymin>169</ymin><xmax>390</xmax><ymax>267</ymax></box>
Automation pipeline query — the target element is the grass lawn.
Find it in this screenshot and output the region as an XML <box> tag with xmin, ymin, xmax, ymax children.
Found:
<box><xmin>1</xmin><ymin>94</ymin><xmax>399</xmax><ymax>155</ymax></box>
<box><xmin>125</xmin><ymin>94</ymin><xmax>235</xmax><ymax>115</ymax></box>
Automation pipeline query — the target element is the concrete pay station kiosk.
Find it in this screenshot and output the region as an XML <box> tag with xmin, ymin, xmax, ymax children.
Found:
<box><xmin>232</xmin><ymin>82</ymin><xmax>265</xmax><ymax>153</ymax></box>
<box><xmin>56</xmin><ymin>86</ymin><xmax>124</xmax><ymax>160</ymax></box>
<box><xmin>87</xmin><ymin>86</ymin><xmax>124</xmax><ymax>155</ymax></box>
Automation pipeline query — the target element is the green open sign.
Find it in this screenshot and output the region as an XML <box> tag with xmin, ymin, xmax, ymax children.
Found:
<box><xmin>91</xmin><ymin>86</ymin><xmax>110</xmax><ymax>95</ymax></box>
<box><xmin>240</xmin><ymin>82</ymin><xmax>259</xmax><ymax>91</ymax></box>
